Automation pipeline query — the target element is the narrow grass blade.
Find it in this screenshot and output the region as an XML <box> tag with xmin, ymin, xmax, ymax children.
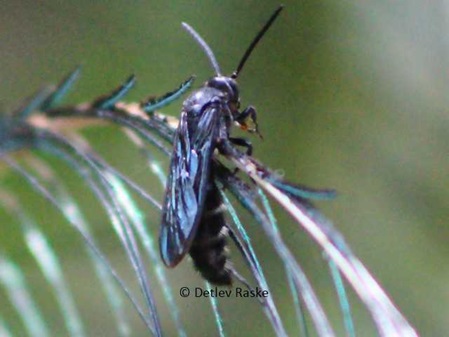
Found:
<box><xmin>13</xmin><ymin>87</ymin><xmax>53</xmax><ymax>119</ymax></box>
<box><xmin>0</xmin><ymin>316</ymin><xmax>13</xmax><ymax>337</ymax></box>
<box><xmin>141</xmin><ymin>76</ymin><xmax>195</xmax><ymax>114</ymax></box>
<box><xmin>286</xmin><ymin>271</ymin><xmax>309</xmax><ymax>337</ymax></box>
<box><xmin>206</xmin><ymin>281</ymin><xmax>226</xmax><ymax>337</ymax></box>
<box><xmin>328</xmin><ymin>259</ymin><xmax>355</xmax><ymax>337</ymax></box>
<box><xmin>93</xmin><ymin>75</ymin><xmax>136</xmax><ymax>109</ymax></box>
<box><xmin>22</xmin><ymin>217</ymin><xmax>86</xmax><ymax>337</ymax></box>
<box><xmin>41</xmin><ymin>66</ymin><xmax>82</xmax><ymax>111</ymax></box>
<box><xmin>0</xmin><ymin>256</ymin><xmax>50</xmax><ymax>337</ymax></box>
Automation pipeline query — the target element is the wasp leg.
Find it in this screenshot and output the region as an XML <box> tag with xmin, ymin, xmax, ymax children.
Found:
<box><xmin>229</xmin><ymin>137</ymin><xmax>253</xmax><ymax>156</ymax></box>
<box><xmin>235</xmin><ymin>105</ymin><xmax>263</xmax><ymax>139</ymax></box>
<box><xmin>235</xmin><ymin>105</ymin><xmax>256</xmax><ymax>120</ymax></box>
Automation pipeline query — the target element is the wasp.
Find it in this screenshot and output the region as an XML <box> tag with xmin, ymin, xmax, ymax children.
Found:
<box><xmin>159</xmin><ymin>6</ymin><xmax>284</xmax><ymax>285</ymax></box>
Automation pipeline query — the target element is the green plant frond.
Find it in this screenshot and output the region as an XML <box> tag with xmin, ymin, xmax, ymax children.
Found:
<box><xmin>0</xmin><ymin>70</ymin><xmax>419</xmax><ymax>337</ymax></box>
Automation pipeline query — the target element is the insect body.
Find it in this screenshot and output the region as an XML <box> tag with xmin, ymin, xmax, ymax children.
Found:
<box><xmin>159</xmin><ymin>6</ymin><xmax>284</xmax><ymax>285</ymax></box>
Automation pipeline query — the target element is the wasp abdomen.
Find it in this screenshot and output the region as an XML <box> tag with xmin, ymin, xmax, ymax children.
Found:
<box><xmin>189</xmin><ymin>180</ymin><xmax>232</xmax><ymax>285</ymax></box>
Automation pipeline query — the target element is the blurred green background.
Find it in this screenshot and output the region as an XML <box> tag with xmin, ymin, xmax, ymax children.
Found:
<box><xmin>1</xmin><ymin>0</ymin><xmax>448</xmax><ymax>336</ymax></box>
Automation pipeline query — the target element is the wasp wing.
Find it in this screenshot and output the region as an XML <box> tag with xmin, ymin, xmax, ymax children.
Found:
<box><xmin>159</xmin><ymin>105</ymin><xmax>221</xmax><ymax>267</ymax></box>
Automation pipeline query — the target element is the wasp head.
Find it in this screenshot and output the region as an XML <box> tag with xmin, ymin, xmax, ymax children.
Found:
<box><xmin>207</xmin><ymin>76</ymin><xmax>240</xmax><ymax>111</ymax></box>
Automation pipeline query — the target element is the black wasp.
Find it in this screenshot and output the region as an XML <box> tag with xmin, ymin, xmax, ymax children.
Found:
<box><xmin>159</xmin><ymin>6</ymin><xmax>284</xmax><ymax>285</ymax></box>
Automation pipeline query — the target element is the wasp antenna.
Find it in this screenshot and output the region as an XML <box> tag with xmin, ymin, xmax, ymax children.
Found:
<box><xmin>182</xmin><ymin>22</ymin><xmax>222</xmax><ymax>76</ymax></box>
<box><xmin>232</xmin><ymin>5</ymin><xmax>284</xmax><ymax>79</ymax></box>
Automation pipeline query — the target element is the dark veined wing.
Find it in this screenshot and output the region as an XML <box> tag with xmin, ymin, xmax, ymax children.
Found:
<box><xmin>159</xmin><ymin>105</ymin><xmax>221</xmax><ymax>267</ymax></box>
